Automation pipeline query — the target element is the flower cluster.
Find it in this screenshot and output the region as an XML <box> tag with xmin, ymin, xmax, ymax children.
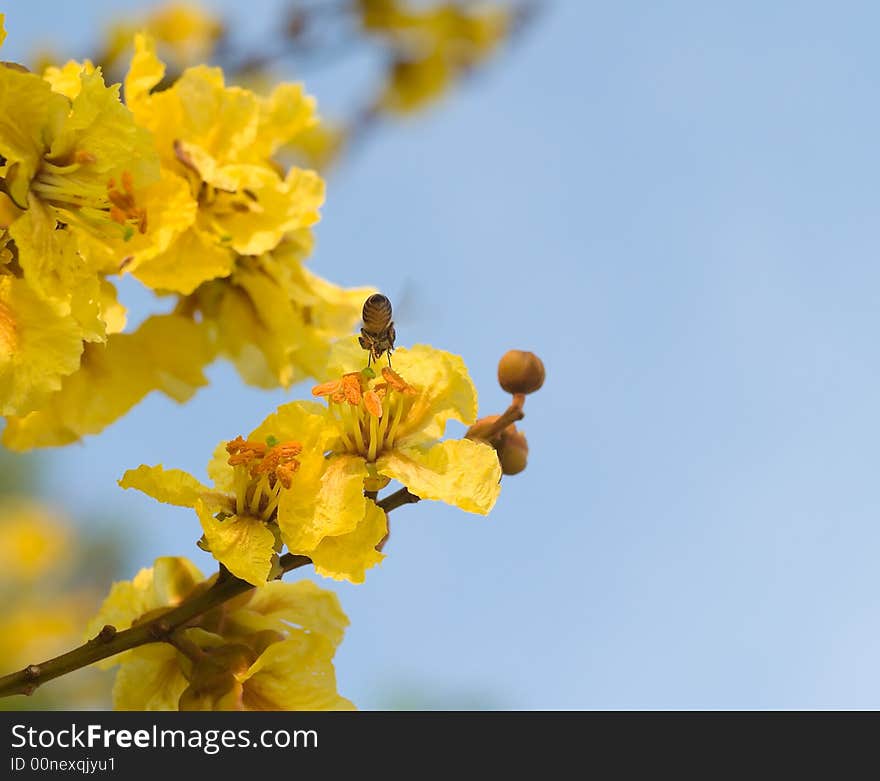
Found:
<box><xmin>120</xmin><ymin>341</ymin><xmax>501</xmax><ymax>585</ymax></box>
<box><xmin>86</xmin><ymin>557</ymin><xmax>353</xmax><ymax>710</ymax></box>
<box><xmin>0</xmin><ymin>6</ymin><xmax>543</xmax><ymax>714</ymax></box>
<box><xmin>0</xmin><ymin>16</ymin><xmax>368</xmax><ymax>450</ymax></box>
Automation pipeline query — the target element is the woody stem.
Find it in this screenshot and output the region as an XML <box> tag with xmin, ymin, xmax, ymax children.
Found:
<box><xmin>0</xmin><ymin>553</ymin><xmax>310</xmax><ymax>700</ymax></box>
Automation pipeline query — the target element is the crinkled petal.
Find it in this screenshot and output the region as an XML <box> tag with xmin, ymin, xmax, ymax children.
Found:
<box><xmin>48</xmin><ymin>68</ymin><xmax>158</xmax><ymax>191</ymax></box>
<box><xmin>119</xmin><ymin>464</ymin><xmax>210</xmax><ymax>508</ymax></box>
<box><xmin>277</xmin><ymin>453</ymin><xmax>367</xmax><ymax>553</ymax></box>
<box><xmin>0</xmin><ymin>66</ymin><xmax>67</xmax><ymax>207</ymax></box>
<box><xmin>2</xmin><ymin>314</ymin><xmax>214</xmax><ymax>450</ymax></box>
<box><xmin>377</xmin><ymin>439</ymin><xmax>500</xmax><ymax>514</ymax></box>
<box><xmin>240</xmin><ymin>634</ymin><xmax>355</xmax><ymax>711</ymax></box>
<box><xmin>132</xmin><ymin>223</ymin><xmax>234</xmax><ymax>294</ymax></box>
<box><xmin>124</xmin><ymin>33</ymin><xmax>166</xmax><ymax>107</ymax></box>
<box><xmin>390</xmin><ymin>344</ymin><xmax>479</xmax><ymax>439</ymax></box>
<box><xmin>0</xmin><ymin>275</ymin><xmax>83</xmax><ymax>416</ymax></box>
<box><xmin>309</xmin><ymin>501</ymin><xmax>386</xmax><ymax>584</ymax></box>
<box><xmin>9</xmin><ymin>201</ymin><xmax>104</xmax><ymax>341</ymax></box>
<box><xmin>195</xmin><ymin>500</ymin><xmax>275</xmax><ymax>585</ymax></box>
<box><xmin>43</xmin><ymin>59</ymin><xmax>97</xmax><ymax>100</ymax></box>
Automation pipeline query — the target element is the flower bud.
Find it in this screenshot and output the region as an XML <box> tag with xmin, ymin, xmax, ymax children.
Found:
<box><xmin>497</xmin><ymin>350</ymin><xmax>545</xmax><ymax>395</ymax></box>
<box><xmin>498</xmin><ymin>428</ymin><xmax>528</xmax><ymax>475</ymax></box>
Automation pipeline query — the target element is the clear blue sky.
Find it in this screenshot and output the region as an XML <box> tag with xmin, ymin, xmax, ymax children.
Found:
<box><xmin>4</xmin><ymin>0</ymin><xmax>880</xmax><ymax>708</ymax></box>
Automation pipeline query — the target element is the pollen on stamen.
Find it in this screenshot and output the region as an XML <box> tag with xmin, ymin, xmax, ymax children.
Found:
<box><xmin>364</xmin><ymin>390</ymin><xmax>383</xmax><ymax>418</ymax></box>
<box><xmin>74</xmin><ymin>150</ymin><xmax>97</xmax><ymax>165</ymax></box>
<box><xmin>226</xmin><ymin>436</ymin><xmax>267</xmax><ymax>467</ymax></box>
<box><xmin>382</xmin><ymin>367</ymin><xmax>416</xmax><ymax>394</ymax></box>
<box><xmin>312</xmin><ymin>379</ymin><xmax>342</xmax><ymax>397</ymax></box>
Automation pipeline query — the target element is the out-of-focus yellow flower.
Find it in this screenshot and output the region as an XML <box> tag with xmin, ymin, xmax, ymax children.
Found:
<box><xmin>86</xmin><ymin>557</ymin><xmax>354</xmax><ymax>711</ymax></box>
<box><xmin>2</xmin><ymin>314</ymin><xmax>214</xmax><ymax>450</ymax></box>
<box><xmin>283</xmin><ymin>120</ymin><xmax>348</xmax><ymax>172</ymax></box>
<box><xmin>0</xmin><ymin>496</ymin><xmax>113</xmax><ymax>708</ymax></box>
<box><xmin>101</xmin><ymin>2</ymin><xmax>224</xmax><ymax>74</ymax></box>
<box><xmin>356</xmin><ymin>1</ymin><xmax>510</xmax><ymax>114</ymax></box>
<box><xmin>310</xmin><ymin>341</ymin><xmax>502</xmax><ymax>512</ymax></box>
<box><xmin>0</xmin><ymin>499</ymin><xmax>71</xmax><ymax>582</ymax></box>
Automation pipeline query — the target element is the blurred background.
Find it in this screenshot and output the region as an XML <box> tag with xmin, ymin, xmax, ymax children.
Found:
<box><xmin>3</xmin><ymin>0</ymin><xmax>880</xmax><ymax>709</ymax></box>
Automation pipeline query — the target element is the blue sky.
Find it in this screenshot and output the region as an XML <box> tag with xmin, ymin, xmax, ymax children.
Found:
<box><xmin>4</xmin><ymin>0</ymin><xmax>880</xmax><ymax>708</ymax></box>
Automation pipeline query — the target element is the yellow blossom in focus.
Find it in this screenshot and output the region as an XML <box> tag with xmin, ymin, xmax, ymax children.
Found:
<box><xmin>119</xmin><ymin>396</ymin><xmax>388</xmax><ymax>584</ymax></box>
<box><xmin>308</xmin><ymin>341</ymin><xmax>502</xmax><ymax>512</ymax></box>
<box><xmin>86</xmin><ymin>557</ymin><xmax>354</xmax><ymax>710</ymax></box>
<box><xmin>0</xmin><ymin>48</ymin><xmax>159</xmax><ymax>289</ymax></box>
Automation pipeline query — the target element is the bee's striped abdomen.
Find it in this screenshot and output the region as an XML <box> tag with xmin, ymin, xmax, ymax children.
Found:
<box><xmin>362</xmin><ymin>293</ymin><xmax>393</xmax><ymax>334</ymax></box>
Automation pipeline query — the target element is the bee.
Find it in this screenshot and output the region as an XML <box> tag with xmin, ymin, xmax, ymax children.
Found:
<box><xmin>359</xmin><ymin>293</ymin><xmax>396</xmax><ymax>366</ymax></box>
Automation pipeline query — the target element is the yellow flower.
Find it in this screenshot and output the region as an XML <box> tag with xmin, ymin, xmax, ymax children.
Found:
<box><xmin>86</xmin><ymin>557</ymin><xmax>354</xmax><ymax>711</ymax></box>
<box><xmin>2</xmin><ymin>314</ymin><xmax>214</xmax><ymax>450</ymax></box>
<box><xmin>358</xmin><ymin>1</ymin><xmax>510</xmax><ymax>114</ymax></box>
<box><xmin>119</xmin><ymin>397</ymin><xmax>387</xmax><ymax>584</ymax></box>
<box><xmin>194</xmin><ymin>232</ymin><xmax>372</xmax><ymax>388</ymax></box>
<box><xmin>120</xmin><ymin>34</ymin><xmax>321</xmax><ymax>295</ymax></box>
<box><xmin>0</xmin><ymin>56</ymin><xmax>159</xmax><ymax>289</ymax></box>
<box><xmin>0</xmin><ymin>499</ymin><xmax>71</xmax><ymax>583</ymax></box>
<box><xmin>309</xmin><ymin>341</ymin><xmax>502</xmax><ymax>513</ymax></box>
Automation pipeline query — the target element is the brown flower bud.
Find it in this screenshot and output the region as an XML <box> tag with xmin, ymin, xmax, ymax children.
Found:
<box><xmin>498</xmin><ymin>350</ymin><xmax>545</xmax><ymax>395</ymax></box>
<box><xmin>497</xmin><ymin>427</ymin><xmax>528</xmax><ymax>475</ymax></box>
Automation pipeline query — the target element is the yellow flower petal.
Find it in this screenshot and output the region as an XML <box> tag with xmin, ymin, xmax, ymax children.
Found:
<box><xmin>132</xmin><ymin>223</ymin><xmax>234</xmax><ymax>294</ymax></box>
<box><xmin>390</xmin><ymin>344</ymin><xmax>479</xmax><ymax>439</ymax></box>
<box><xmin>206</xmin><ymin>440</ymin><xmax>235</xmax><ymax>492</ymax></box>
<box><xmin>124</xmin><ymin>33</ymin><xmax>165</xmax><ymax>107</ymax></box>
<box><xmin>239</xmin><ymin>634</ymin><xmax>355</xmax><ymax>711</ymax></box>
<box><xmin>227</xmin><ymin>580</ymin><xmax>349</xmax><ymax>647</ymax></box>
<box><xmin>119</xmin><ymin>464</ymin><xmax>210</xmax><ymax>508</ymax></box>
<box><xmin>215</xmin><ymin>165</ymin><xmax>324</xmax><ymax>256</ymax></box>
<box><xmin>47</xmin><ymin>67</ymin><xmax>158</xmax><ymax>196</ymax></box>
<box><xmin>253</xmin><ymin>82</ymin><xmax>317</xmax><ymax>159</ymax></box>
<box><xmin>42</xmin><ymin>59</ymin><xmax>97</xmax><ymax>100</ymax></box>
<box><xmin>0</xmin><ymin>274</ymin><xmax>83</xmax><ymax>416</ymax></box>
<box><xmin>8</xmin><ymin>201</ymin><xmax>105</xmax><ymax>342</ymax></box>
<box><xmin>247</xmin><ymin>398</ymin><xmax>329</xmax><ymax>447</ymax></box>
<box><xmin>277</xmin><ymin>453</ymin><xmax>368</xmax><ymax>553</ymax></box>
<box><xmin>84</xmin><ymin>556</ymin><xmax>203</xmax><ymax>669</ymax></box>
<box><xmin>377</xmin><ymin>438</ymin><xmax>501</xmax><ymax>514</ymax></box>
<box><xmin>195</xmin><ymin>500</ymin><xmax>275</xmax><ymax>585</ymax></box>
<box><xmin>2</xmin><ymin>314</ymin><xmax>214</xmax><ymax>450</ymax></box>
<box><xmin>309</xmin><ymin>501</ymin><xmax>386</xmax><ymax>584</ymax></box>
<box><xmin>0</xmin><ymin>65</ymin><xmax>68</xmax><ymax>207</ymax></box>
<box><xmin>113</xmin><ymin>644</ymin><xmax>189</xmax><ymax>711</ymax></box>
<box><xmin>80</xmin><ymin>169</ymin><xmax>198</xmax><ymax>277</ymax></box>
